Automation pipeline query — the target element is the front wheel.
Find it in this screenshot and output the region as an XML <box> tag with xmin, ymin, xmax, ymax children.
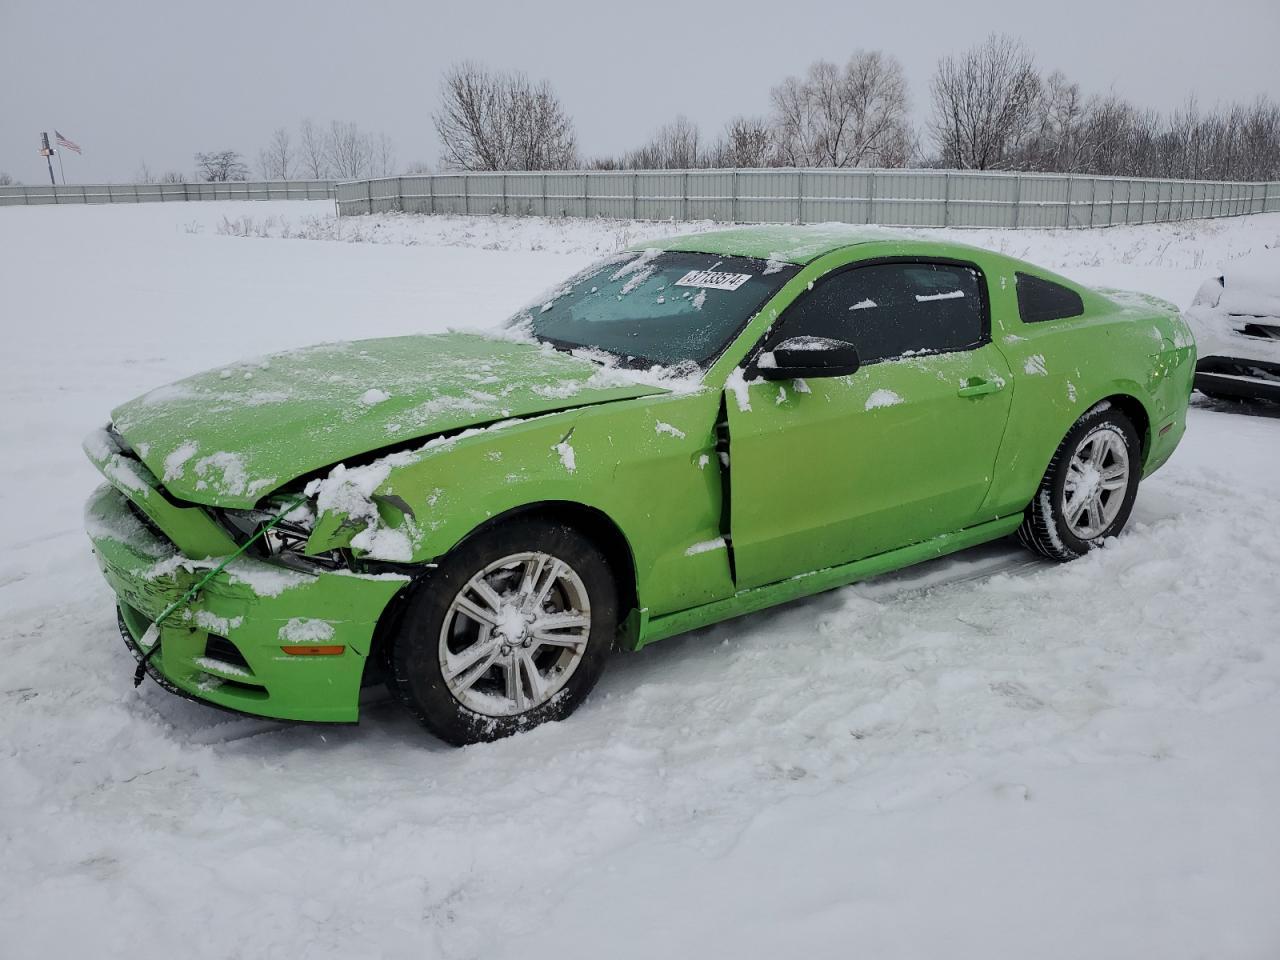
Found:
<box><xmin>389</xmin><ymin>516</ymin><xmax>618</xmax><ymax>745</ymax></box>
<box><xmin>1017</xmin><ymin>404</ymin><xmax>1142</xmax><ymax>562</ymax></box>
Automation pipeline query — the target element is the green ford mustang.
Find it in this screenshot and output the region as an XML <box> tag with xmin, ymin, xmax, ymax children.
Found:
<box><xmin>83</xmin><ymin>225</ymin><xmax>1195</xmax><ymax>744</ymax></box>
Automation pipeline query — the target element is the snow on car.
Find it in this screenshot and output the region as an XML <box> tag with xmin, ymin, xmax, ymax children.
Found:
<box><xmin>82</xmin><ymin>224</ymin><xmax>1195</xmax><ymax>745</ymax></box>
<box><xmin>1184</xmin><ymin>246</ymin><xmax>1280</xmax><ymax>401</ymax></box>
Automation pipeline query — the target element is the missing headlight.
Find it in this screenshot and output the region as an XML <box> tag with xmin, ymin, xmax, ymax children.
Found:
<box><xmin>218</xmin><ymin>498</ymin><xmax>346</xmax><ymax>572</ymax></box>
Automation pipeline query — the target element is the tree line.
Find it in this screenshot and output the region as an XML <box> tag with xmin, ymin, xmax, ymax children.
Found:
<box><xmin>118</xmin><ymin>118</ymin><xmax>407</xmax><ymax>185</ymax></box>
<box><xmin>5</xmin><ymin>34</ymin><xmax>1274</xmax><ymax>187</ymax></box>
<box><xmin>435</xmin><ymin>35</ymin><xmax>1280</xmax><ymax>182</ymax></box>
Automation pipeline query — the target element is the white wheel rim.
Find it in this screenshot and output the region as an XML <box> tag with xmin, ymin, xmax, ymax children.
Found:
<box><xmin>1062</xmin><ymin>426</ymin><xmax>1130</xmax><ymax>541</ymax></box>
<box><xmin>438</xmin><ymin>551</ymin><xmax>592</xmax><ymax>718</ymax></box>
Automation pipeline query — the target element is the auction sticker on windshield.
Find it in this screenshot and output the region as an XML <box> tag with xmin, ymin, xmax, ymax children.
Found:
<box><xmin>674</xmin><ymin>270</ymin><xmax>753</xmax><ymax>291</ymax></box>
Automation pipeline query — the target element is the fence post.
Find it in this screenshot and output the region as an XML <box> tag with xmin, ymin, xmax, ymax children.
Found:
<box><xmin>943</xmin><ymin>171</ymin><xmax>951</xmax><ymax>227</ymax></box>
<box><xmin>632</xmin><ymin>172</ymin><xmax>638</xmax><ymax>221</ymax></box>
<box><xmin>1088</xmin><ymin>177</ymin><xmax>1097</xmax><ymax>227</ymax></box>
<box><xmin>681</xmin><ymin>171</ymin><xmax>689</xmax><ymax>222</ymax></box>
<box><xmin>795</xmin><ymin>170</ymin><xmax>804</xmax><ymax>224</ymax></box>
<box><xmin>1011</xmin><ymin>174</ymin><xmax>1022</xmax><ymax>228</ymax></box>
<box><xmin>366</xmin><ymin>179</ymin><xmax>373</xmax><ymax>215</ymax></box>
<box><xmin>1062</xmin><ymin>175</ymin><xmax>1073</xmax><ymax>228</ymax></box>
<box><xmin>428</xmin><ymin>174</ymin><xmax>435</xmax><ymax>215</ymax></box>
<box><xmin>866</xmin><ymin>170</ymin><xmax>876</xmax><ymax>224</ymax></box>
<box><xmin>582</xmin><ymin>174</ymin><xmax>589</xmax><ymax>218</ymax></box>
<box><xmin>731</xmin><ymin>169</ymin><xmax>739</xmax><ymax>224</ymax></box>
<box><xmin>501</xmin><ymin>173</ymin><xmax>507</xmax><ymax>216</ymax></box>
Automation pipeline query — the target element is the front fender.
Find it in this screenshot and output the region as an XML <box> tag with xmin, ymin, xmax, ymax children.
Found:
<box><xmin>315</xmin><ymin>390</ymin><xmax>733</xmax><ymax>619</ymax></box>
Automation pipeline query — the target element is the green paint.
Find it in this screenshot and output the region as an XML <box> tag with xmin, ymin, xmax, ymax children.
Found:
<box><xmin>83</xmin><ymin>227</ymin><xmax>1195</xmax><ymax>723</ymax></box>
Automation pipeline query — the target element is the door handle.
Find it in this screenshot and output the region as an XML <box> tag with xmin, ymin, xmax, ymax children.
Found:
<box><xmin>957</xmin><ymin>378</ymin><xmax>1004</xmax><ymax>398</ymax></box>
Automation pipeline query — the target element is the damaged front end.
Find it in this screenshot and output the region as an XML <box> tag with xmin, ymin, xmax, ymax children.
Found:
<box><xmin>82</xmin><ymin>426</ymin><xmax>411</xmax><ymax>722</ymax></box>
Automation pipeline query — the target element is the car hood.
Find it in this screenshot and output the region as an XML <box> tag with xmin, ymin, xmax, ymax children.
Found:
<box><xmin>111</xmin><ymin>332</ymin><xmax>668</xmax><ymax>508</ymax></box>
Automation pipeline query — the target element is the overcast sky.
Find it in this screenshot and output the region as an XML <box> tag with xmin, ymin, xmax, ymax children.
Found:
<box><xmin>2</xmin><ymin>0</ymin><xmax>1277</xmax><ymax>183</ymax></box>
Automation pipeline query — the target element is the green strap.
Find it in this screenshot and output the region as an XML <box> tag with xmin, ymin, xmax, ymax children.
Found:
<box><xmin>134</xmin><ymin>494</ymin><xmax>308</xmax><ymax>685</ymax></box>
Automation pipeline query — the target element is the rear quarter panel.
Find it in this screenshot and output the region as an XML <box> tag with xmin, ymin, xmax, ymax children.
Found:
<box><xmin>976</xmin><ymin>255</ymin><xmax>1194</xmax><ymax>519</ymax></box>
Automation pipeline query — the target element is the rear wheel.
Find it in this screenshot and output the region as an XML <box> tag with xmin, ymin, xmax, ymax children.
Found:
<box><xmin>389</xmin><ymin>516</ymin><xmax>618</xmax><ymax>745</ymax></box>
<box><xmin>1017</xmin><ymin>404</ymin><xmax>1141</xmax><ymax>562</ymax></box>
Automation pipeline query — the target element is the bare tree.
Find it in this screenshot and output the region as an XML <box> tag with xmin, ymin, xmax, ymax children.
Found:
<box><xmin>324</xmin><ymin>121</ymin><xmax>374</xmax><ymax>179</ymax></box>
<box><xmin>194</xmin><ymin>150</ymin><xmax>249</xmax><ymax>182</ymax></box>
<box><xmin>929</xmin><ymin>34</ymin><xmax>1042</xmax><ymax>170</ymax></box>
<box><xmin>298</xmin><ymin>118</ymin><xmax>329</xmax><ymax>179</ymax></box>
<box><xmin>373</xmin><ymin>132</ymin><xmax>397</xmax><ymax>177</ymax></box>
<box><xmin>159</xmin><ymin>170</ymin><xmax>185</xmax><ymax>184</ymax></box>
<box><xmin>1236</xmin><ymin>96</ymin><xmax>1280</xmax><ymax>181</ymax></box>
<box><xmin>709</xmin><ymin>116</ymin><xmax>776</xmax><ymax>167</ymax></box>
<box><xmin>133</xmin><ymin>161</ymin><xmax>157</xmax><ymax>183</ymax></box>
<box><xmin>0</xmin><ymin>172</ymin><xmax>18</xmax><ymax>186</ymax></box>
<box><xmin>403</xmin><ymin>160</ymin><xmax>433</xmax><ymax>175</ymax></box>
<box><xmin>1016</xmin><ymin>71</ymin><xmax>1089</xmax><ymax>172</ymax></box>
<box><xmin>434</xmin><ymin>61</ymin><xmax>577</xmax><ymax>170</ymax></box>
<box><xmin>625</xmin><ymin>116</ymin><xmax>703</xmax><ymax>169</ymax></box>
<box><xmin>770</xmin><ymin>52</ymin><xmax>912</xmax><ymax>167</ymax></box>
<box><xmin>258</xmin><ymin>127</ymin><xmax>293</xmax><ymax>179</ymax></box>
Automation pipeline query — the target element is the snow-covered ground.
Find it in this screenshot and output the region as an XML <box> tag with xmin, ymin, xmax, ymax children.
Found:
<box><xmin>2</xmin><ymin>201</ymin><xmax>1279</xmax><ymax>959</ymax></box>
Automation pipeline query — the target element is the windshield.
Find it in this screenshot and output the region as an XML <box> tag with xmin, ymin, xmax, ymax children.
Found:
<box><xmin>509</xmin><ymin>250</ymin><xmax>800</xmax><ymax>367</ymax></box>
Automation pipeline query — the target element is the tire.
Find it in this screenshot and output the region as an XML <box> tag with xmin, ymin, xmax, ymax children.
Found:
<box><xmin>1017</xmin><ymin>403</ymin><xmax>1142</xmax><ymax>562</ymax></box>
<box><xmin>388</xmin><ymin>516</ymin><xmax>618</xmax><ymax>745</ymax></box>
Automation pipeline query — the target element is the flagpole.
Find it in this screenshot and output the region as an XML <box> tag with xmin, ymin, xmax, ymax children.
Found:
<box><xmin>56</xmin><ymin>149</ymin><xmax>66</xmax><ymax>184</ymax></box>
<box><xmin>40</xmin><ymin>132</ymin><xmax>56</xmax><ymax>186</ymax></box>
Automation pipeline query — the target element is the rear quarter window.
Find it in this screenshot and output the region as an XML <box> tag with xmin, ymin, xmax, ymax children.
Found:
<box><xmin>1016</xmin><ymin>272</ymin><xmax>1085</xmax><ymax>324</ymax></box>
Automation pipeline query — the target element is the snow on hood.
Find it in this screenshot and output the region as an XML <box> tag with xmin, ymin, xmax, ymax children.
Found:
<box><xmin>110</xmin><ymin>331</ymin><xmax>671</xmax><ymax>508</ymax></box>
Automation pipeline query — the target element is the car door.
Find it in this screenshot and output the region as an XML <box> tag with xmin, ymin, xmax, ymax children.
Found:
<box><xmin>725</xmin><ymin>259</ymin><xmax>1015</xmax><ymax>590</ymax></box>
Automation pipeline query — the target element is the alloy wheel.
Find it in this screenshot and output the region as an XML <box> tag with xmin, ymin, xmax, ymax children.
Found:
<box><xmin>1062</xmin><ymin>426</ymin><xmax>1130</xmax><ymax>541</ymax></box>
<box><xmin>438</xmin><ymin>551</ymin><xmax>592</xmax><ymax>717</ymax></box>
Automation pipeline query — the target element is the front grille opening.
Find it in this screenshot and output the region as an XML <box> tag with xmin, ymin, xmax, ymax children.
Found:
<box><xmin>204</xmin><ymin>634</ymin><xmax>251</xmax><ymax>671</ymax></box>
<box><xmin>1240</xmin><ymin>322</ymin><xmax>1280</xmax><ymax>342</ymax></box>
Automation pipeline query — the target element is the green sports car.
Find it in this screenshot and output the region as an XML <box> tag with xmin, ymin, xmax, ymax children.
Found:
<box><xmin>83</xmin><ymin>225</ymin><xmax>1195</xmax><ymax>744</ymax></box>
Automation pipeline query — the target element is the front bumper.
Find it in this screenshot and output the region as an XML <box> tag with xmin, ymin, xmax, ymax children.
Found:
<box><xmin>87</xmin><ymin>483</ymin><xmax>408</xmax><ymax>722</ymax></box>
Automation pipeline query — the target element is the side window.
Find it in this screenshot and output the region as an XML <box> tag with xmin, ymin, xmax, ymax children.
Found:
<box><xmin>773</xmin><ymin>262</ymin><xmax>987</xmax><ymax>364</ymax></box>
<box><xmin>1016</xmin><ymin>272</ymin><xmax>1084</xmax><ymax>324</ymax></box>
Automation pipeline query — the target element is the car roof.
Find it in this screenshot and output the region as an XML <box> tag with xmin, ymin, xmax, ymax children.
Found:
<box><xmin>637</xmin><ymin>223</ymin><xmax>910</xmax><ymax>265</ymax></box>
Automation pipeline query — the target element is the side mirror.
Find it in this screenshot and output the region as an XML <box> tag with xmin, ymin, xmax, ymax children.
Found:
<box><xmin>756</xmin><ymin>336</ymin><xmax>861</xmax><ymax>380</ymax></box>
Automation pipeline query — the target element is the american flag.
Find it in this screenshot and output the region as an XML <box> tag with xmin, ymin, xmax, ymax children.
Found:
<box><xmin>55</xmin><ymin>130</ymin><xmax>82</xmax><ymax>155</ymax></box>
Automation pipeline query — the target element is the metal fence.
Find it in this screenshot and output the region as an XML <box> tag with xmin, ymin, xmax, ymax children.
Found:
<box><xmin>0</xmin><ymin>179</ymin><xmax>335</xmax><ymax>207</ymax></box>
<box><xmin>336</xmin><ymin>169</ymin><xmax>1280</xmax><ymax>229</ymax></box>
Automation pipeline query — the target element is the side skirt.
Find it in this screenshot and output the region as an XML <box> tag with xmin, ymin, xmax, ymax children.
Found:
<box><xmin>637</xmin><ymin>514</ymin><xmax>1024</xmax><ymax>647</ymax></box>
